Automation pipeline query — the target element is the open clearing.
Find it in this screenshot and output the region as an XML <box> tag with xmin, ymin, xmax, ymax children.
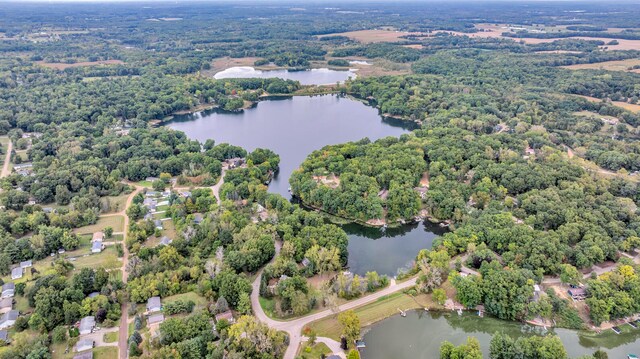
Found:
<box><xmin>209</xmin><ymin>56</ymin><xmax>281</xmax><ymax>74</ymax></box>
<box><xmin>74</xmin><ymin>215</ymin><xmax>125</xmax><ymax>235</ymax></box>
<box><xmin>36</xmin><ymin>59</ymin><xmax>124</xmax><ymax>70</ymax></box>
<box><xmin>318</xmin><ymin>29</ymin><xmax>419</xmax><ymax>43</ymax></box>
<box><xmin>307</xmin><ymin>292</ymin><xmax>435</xmax><ymax>340</ymax></box>
<box><xmin>563</xmin><ymin>58</ymin><xmax>640</xmax><ymax>72</ymax></box>
<box><xmin>575</xmin><ymin>94</ymin><xmax>640</xmax><ymax>113</ymax></box>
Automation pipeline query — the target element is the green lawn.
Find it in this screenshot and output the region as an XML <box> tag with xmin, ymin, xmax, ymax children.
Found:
<box><xmin>103</xmin><ymin>331</ymin><xmax>118</xmax><ymax>343</ymax></box>
<box><xmin>94</xmin><ymin>346</ymin><xmax>118</xmax><ymax>359</ymax></box>
<box><xmin>135</xmin><ymin>180</ymin><xmax>153</xmax><ymax>188</ymax></box>
<box><xmin>101</xmin><ymin>193</ymin><xmax>131</xmax><ymax>213</ymax></box>
<box><xmin>164</xmin><ymin>291</ymin><xmax>209</xmax><ymax>311</ymax></box>
<box><xmin>75</xmin><ymin>216</ymin><xmax>125</xmax><ymax>235</ymax></box>
<box><xmin>72</xmin><ymin>246</ymin><xmax>121</xmax><ymax>270</ymax></box>
<box><xmin>297</xmin><ymin>342</ymin><xmax>332</xmax><ymax>359</ymax></box>
<box><xmin>308</xmin><ymin>292</ymin><xmax>434</xmax><ymax>340</ymax></box>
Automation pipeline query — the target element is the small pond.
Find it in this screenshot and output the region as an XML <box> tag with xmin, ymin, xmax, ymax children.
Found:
<box><xmin>213</xmin><ymin>66</ymin><xmax>356</xmax><ymax>85</ymax></box>
<box><xmin>362</xmin><ymin>310</ymin><xmax>640</xmax><ymax>358</ymax></box>
<box><xmin>342</xmin><ymin>221</ymin><xmax>447</xmax><ymax>277</ymax></box>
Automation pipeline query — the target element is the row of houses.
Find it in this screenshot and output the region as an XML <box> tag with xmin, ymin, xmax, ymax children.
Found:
<box><xmin>10</xmin><ymin>260</ymin><xmax>32</xmax><ymax>280</ymax></box>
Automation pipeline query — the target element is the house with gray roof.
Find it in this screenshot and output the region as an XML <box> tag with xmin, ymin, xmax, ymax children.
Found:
<box><xmin>147</xmin><ymin>296</ymin><xmax>162</xmax><ymax>313</ymax></box>
<box><xmin>79</xmin><ymin>316</ymin><xmax>95</xmax><ymax>335</ymax></box>
<box><xmin>0</xmin><ymin>310</ymin><xmax>19</xmax><ymax>330</ymax></box>
<box><xmin>147</xmin><ymin>313</ymin><xmax>165</xmax><ymax>326</ymax></box>
<box><xmin>20</xmin><ymin>260</ymin><xmax>32</xmax><ymax>269</ymax></box>
<box><xmin>91</xmin><ymin>241</ymin><xmax>103</xmax><ymax>254</ymax></box>
<box><xmin>75</xmin><ymin>338</ymin><xmax>94</xmax><ymax>352</ymax></box>
<box><xmin>154</xmin><ymin>219</ymin><xmax>163</xmax><ymax>230</ymax></box>
<box><xmin>11</xmin><ymin>267</ymin><xmax>22</xmax><ymax>280</ymax></box>
<box><xmin>0</xmin><ymin>330</ymin><xmax>8</xmax><ymax>343</ymax></box>
<box><xmin>73</xmin><ymin>352</ymin><xmax>93</xmax><ymax>359</ymax></box>
<box><xmin>159</xmin><ymin>236</ymin><xmax>172</xmax><ymax>246</ymax></box>
<box><xmin>0</xmin><ymin>298</ymin><xmax>13</xmax><ymax>314</ymax></box>
<box><xmin>1</xmin><ymin>283</ymin><xmax>14</xmax><ymax>299</ymax></box>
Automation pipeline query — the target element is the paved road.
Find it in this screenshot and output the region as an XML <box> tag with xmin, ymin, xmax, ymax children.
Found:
<box><xmin>250</xmin><ymin>269</ymin><xmax>417</xmax><ymax>359</ymax></box>
<box><xmin>0</xmin><ymin>139</ymin><xmax>12</xmax><ymax>179</ymax></box>
<box><xmin>117</xmin><ymin>185</ymin><xmax>143</xmax><ymax>359</ymax></box>
<box><xmin>211</xmin><ymin>167</ymin><xmax>226</xmax><ymax>204</ymax></box>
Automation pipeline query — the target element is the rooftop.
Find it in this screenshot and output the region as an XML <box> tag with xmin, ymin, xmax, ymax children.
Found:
<box><xmin>147</xmin><ymin>313</ymin><xmax>165</xmax><ymax>325</ymax></box>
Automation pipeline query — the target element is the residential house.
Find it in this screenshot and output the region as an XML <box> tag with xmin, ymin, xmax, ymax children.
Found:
<box><xmin>0</xmin><ymin>330</ymin><xmax>8</xmax><ymax>343</ymax></box>
<box><xmin>568</xmin><ymin>287</ymin><xmax>587</xmax><ymax>301</ymax></box>
<box><xmin>1</xmin><ymin>283</ymin><xmax>14</xmax><ymax>299</ymax></box>
<box><xmin>88</xmin><ymin>292</ymin><xmax>100</xmax><ymax>299</ymax></box>
<box><xmin>0</xmin><ymin>298</ymin><xmax>13</xmax><ymax>314</ymax></box>
<box><xmin>145</xmin><ymin>190</ymin><xmax>158</xmax><ymax>197</ymax></box>
<box><xmin>159</xmin><ymin>236</ymin><xmax>172</xmax><ymax>246</ymax></box>
<box><xmin>73</xmin><ymin>352</ymin><xmax>93</xmax><ymax>359</ymax></box>
<box><xmin>147</xmin><ymin>296</ymin><xmax>162</xmax><ymax>313</ymax></box>
<box><xmin>215</xmin><ymin>310</ymin><xmax>235</xmax><ymax>324</ymax></box>
<box><xmin>144</xmin><ymin>213</ymin><xmax>153</xmax><ymax>221</ymax></box>
<box><xmin>193</xmin><ymin>213</ymin><xmax>204</xmax><ymax>224</ymax></box>
<box><xmin>20</xmin><ymin>260</ymin><xmax>32</xmax><ymax>269</ymax></box>
<box><xmin>147</xmin><ymin>313</ymin><xmax>165</xmax><ymax>326</ymax></box>
<box><xmin>154</xmin><ymin>219</ymin><xmax>163</xmax><ymax>230</ymax></box>
<box><xmin>179</xmin><ymin>191</ymin><xmax>191</xmax><ymax>198</ymax></box>
<box><xmin>92</xmin><ymin>232</ymin><xmax>104</xmax><ymax>242</ymax></box>
<box><xmin>79</xmin><ymin>316</ymin><xmax>95</xmax><ymax>335</ymax></box>
<box><xmin>75</xmin><ymin>338</ymin><xmax>94</xmax><ymax>352</ymax></box>
<box><xmin>226</xmin><ymin>158</ymin><xmax>244</xmax><ymax>169</ymax></box>
<box><xmin>11</xmin><ymin>267</ymin><xmax>22</xmax><ymax>280</ymax></box>
<box><xmin>0</xmin><ymin>310</ymin><xmax>18</xmax><ymax>330</ymax></box>
<box><xmin>91</xmin><ymin>241</ymin><xmax>103</xmax><ymax>254</ymax></box>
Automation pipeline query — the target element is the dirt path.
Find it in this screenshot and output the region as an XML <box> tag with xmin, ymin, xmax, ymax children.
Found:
<box><xmin>117</xmin><ymin>185</ymin><xmax>143</xmax><ymax>359</ymax></box>
<box><xmin>211</xmin><ymin>168</ymin><xmax>226</xmax><ymax>204</ymax></box>
<box><xmin>1</xmin><ymin>140</ymin><xmax>12</xmax><ymax>178</ymax></box>
<box><xmin>251</xmin><ymin>264</ymin><xmax>418</xmax><ymax>359</ymax></box>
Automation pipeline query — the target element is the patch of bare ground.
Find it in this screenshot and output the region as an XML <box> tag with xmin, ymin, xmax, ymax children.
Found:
<box><xmin>574</xmin><ymin>94</ymin><xmax>640</xmax><ymax>113</ymax></box>
<box><xmin>419</xmin><ymin>172</ymin><xmax>430</xmax><ymax>187</ymax></box>
<box><xmin>312</xmin><ymin>174</ymin><xmax>340</xmax><ymax>189</ymax></box>
<box><xmin>348</xmin><ymin>58</ymin><xmax>411</xmax><ymax>78</ymax></box>
<box><xmin>317</xmin><ymin>29</ymin><xmax>421</xmax><ymax>43</ymax></box>
<box><xmin>402</xmin><ymin>44</ymin><xmax>424</xmax><ymax>49</ymax></box>
<box><xmin>534</xmin><ymin>50</ymin><xmax>583</xmax><ymax>54</ymax></box>
<box><xmin>563</xmin><ymin>58</ymin><xmax>640</xmax><ymax>72</ymax></box>
<box><xmin>36</xmin><ymin>59</ymin><xmax>124</xmax><ymax>70</ymax></box>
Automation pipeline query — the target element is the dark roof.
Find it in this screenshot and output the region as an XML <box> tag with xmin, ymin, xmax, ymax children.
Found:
<box><xmin>2</xmin><ymin>283</ymin><xmax>14</xmax><ymax>291</ymax></box>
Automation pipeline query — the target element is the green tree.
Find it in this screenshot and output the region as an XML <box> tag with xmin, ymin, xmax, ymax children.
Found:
<box><xmin>338</xmin><ymin>310</ymin><xmax>360</xmax><ymax>346</ymax></box>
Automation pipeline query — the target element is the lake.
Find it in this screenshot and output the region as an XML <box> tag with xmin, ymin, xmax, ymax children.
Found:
<box><xmin>342</xmin><ymin>221</ymin><xmax>447</xmax><ymax>277</ymax></box>
<box><xmin>362</xmin><ymin>311</ymin><xmax>640</xmax><ymax>358</ymax></box>
<box><xmin>167</xmin><ymin>95</ymin><xmax>416</xmax><ymax>198</ymax></box>
<box><xmin>213</xmin><ymin>66</ymin><xmax>356</xmax><ymax>85</ymax></box>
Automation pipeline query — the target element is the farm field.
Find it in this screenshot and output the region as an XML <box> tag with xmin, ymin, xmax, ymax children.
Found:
<box><xmin>35</xmin><ymin>59</ymin><xmax>124</xmax><ymax>70</ymax></box>
<box><xmin>563</xmin><ymin>58</ymin><xmax>640</xmax><ymax>72</ymax></box>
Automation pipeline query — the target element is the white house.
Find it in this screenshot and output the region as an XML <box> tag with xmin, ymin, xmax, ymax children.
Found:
<box><xmin>75</xmin><ymin>338</ymin><xmax>94</xmax><ymax>352</ymax></box>
<box><xmin>147</xmin><ymin>296</ymin><xmax>162</xmax><ymax>313</ymax></box>
<box><xmin>1</xmin><ymin>283</ymin><xmax>14</xmax><ymax>299</ymax></box>
<box><xmin>79</xmin><ymin>316</ymin><xmax>95</xmax><ymax>335</ymax></box>
<box><xmin>0</xmin><ymin>310</ymin><xmax>19</xmax><ymax>330</ymax></box>
<box><xmin>91</xmin><ymin>241</ymin><xmax>103</xmax><ymax>254</ymax></box>
<box><xmin>11</xmin><ymin>267</ymin><xmax>22</xmax><ymax>280</ymax></box>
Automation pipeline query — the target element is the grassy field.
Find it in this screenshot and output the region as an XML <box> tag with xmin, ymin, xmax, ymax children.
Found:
<box><xmin>94</xmin><ymin>347</ymin><xmax>118</xmax><ymax>359</ymax></box>
<box><xmin>563</xmin><ymin>58</ymin><xmax>640</xmax><ymax>72</ymax></box>
<box><xmin>163</xmin><ymin>291</ymin><xmax>210</xmax><ymax>311</ymax></box>
<box><xmin>297</xmin><ymin>342</ymin><xmax>332</xmax><ymax>359</ymax></box>
<box><xmin>72</xmin><ymin>245</ymin><xmax>121</xmax><ymax>270</ymax></box>
<box><xmin>574</xmin><ymin>94</ymin><xmax>640</xmax><ymax>113</ymax></box>
<box><xmin>135</xmin><ymin>180</ymin><xmax>154</xmax><ymax>188</ymax></box>
<box><xmin>307</xmin><ymin>292</ymin><xmax>435</xmax><ymax>341</ymax></box>
<box><xmin>103</xmin><ymin>331</ymin><xmax>118</xmax><ymax>343</ymax></box>
<box><xmin>75</xmin><ymin>215</ymin><xmax>125</xmax><ymax>235</ymax></box>
<box><xmin>100</xmin><ymin>193</ymin><xmax>130</xmax><ymax>213</ymax></box>
<box><xmin>318</xmin><ymin>29</ymin><xmax>417</xmax><ymax>43</ymax></box>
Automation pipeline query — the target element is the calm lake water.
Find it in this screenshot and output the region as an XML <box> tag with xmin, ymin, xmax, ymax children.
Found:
<box><xmin>213</xmin><ymin>66</ymin><xmax>356</xmax><ymax>85</ymax></box>
<box><xmin>363</xmin><ymin>311</ymin><xmax>640</xmax><ymax>359</ymax></box>
<box><xmin>342</xmin><ymin>221</ymin><xmax>447</xmax><ymax>277</ymax></box>
<box><xmin>167</xmin><ymin>95</ymin><xmax>415</xmax><ymax>198</ymax></box>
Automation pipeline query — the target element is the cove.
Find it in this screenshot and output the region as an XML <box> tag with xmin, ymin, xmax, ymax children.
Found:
<box><xmin>362</xmin><ymin>311</ymin><xmax>640</xmax><ymax>358</ymax></box>
<box><xmin>342</xmin><ymin>221</ymin><xmax>447</xmax><ymax>277</ymax></box>
<box><xmin>213</xmin><ymin>66</ymin><xmax>356</xmax><ymax>85</ymax></box>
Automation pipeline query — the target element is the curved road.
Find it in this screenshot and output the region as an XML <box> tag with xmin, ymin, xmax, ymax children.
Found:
<box><xmin>250</xmin><ymin>271</ymin><xmax>417</xmax><ymax>359</ymax></box>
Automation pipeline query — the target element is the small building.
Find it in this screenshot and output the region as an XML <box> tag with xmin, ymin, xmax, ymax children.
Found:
<box><xmin>0</xmin><ymin>298</ymin><xmax>13</xmax><ymax>314</ymax></box>
<box><xmin>73</xmin><ymin>351</ymin><xmax>93</xmax><ymax>359</ymax></box>
<box><xmin>88</xmin><ymin>292</ymin><xmax>100</xmax><ymax>299</ymax></box>
<box><xmin>145</xmin><ymin>190</ymin><xmax>158</xmax><ymax>197</ymax></box>
<box><xmin>75</xmin><ymin>338</ymin><xmax>94</xmax><ymax>352</ymax></box>
<box><xmin>147</xmin><ymin>296</ymin><xmax>162</xmax><ymax>313</ymax></box>
<box><xmin>11</xmin><ymin>267</ymin><xmax>22</xmax><ymax>280</ymax></box>
<box><xmin>226</xmin><ymin>158</ymin><xmax>244</xmax><ymax>169</ymax></box>
<box><xmin>568</xmin><ymin>287</ymin><xmax>587</xmax><ymax>301</ymax></box>
<box><xmin>1</xmin><ymin>283</ymin><xmax>15</xmax><ymax>299</ymax></box>
<box><xmin>155</xmin><ymin>219</ymin><xmax>163</xmax><ymax>230</ymax></box>
<box><xmin>179</xmin><ymin>191</ymin><xmax>191</xmax><ymax>198</ymax></box>
<box><xmin>92</xmin><ymin>232</ymin><xmax>104</xmax><ymax>242</ymax></box>
<box><xmin>147</xmin><ymin>313</ymin><xmax>165</xmax><ymax>326</ymax></box>
<box><xmin>0</xmin><ymin>330</ymin><xmax>8</xmax><ymax>343</ymax></box>
<box><xmin>42</xmin><ymin>207</ymin><xmax>55</xmax><ymax>214</ymax></box>
<box><xmin>193</xmin><ymin>213</ymin><xmax>204</xmax><ymax>224</ymax></box>
<box><xmin>301</xmin><ymin>258</ymin><xmax>311</xmax><ymax>268</ymax></box>
<box><xmin>145</xmin><ymin>177</ymin><xmax>159</xmax><ymax>183</ymax></box>
<box><xmin>159</xmin><ymin>236</ymin><xmax>172</xmax><ymax>246</ymax></box>
<box><xmin>215</xmin><ymin>310</ymin><xmax>235</xmax><ymax>324</ymax></box>
<box><xmin>91</xmin><ymin>241</ymin><xmax>103</xmax><ymax>254</ymax></box>
<box><xmin>0</xmin><ymin>310</ymin><xmax>19</xmax><ymax>330</ymax></box>
<box><xmin>143</xmin><ymin>198</ymin><xmax>156</xmax><ymax>207</ymax></box>
<box><xmin>79</xmin><ymin>316</ymin><xmax>95</xmax><ymax>335</ymax></box>
<box><xmin>144</xmin><ymin>213</ymin><xmax>153</xmax><ymax>221</ymax></box>
<box><xmin>20</xmin><ymin>260</ymin><xmax>32</xmax><ymax>269</ymax></box>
